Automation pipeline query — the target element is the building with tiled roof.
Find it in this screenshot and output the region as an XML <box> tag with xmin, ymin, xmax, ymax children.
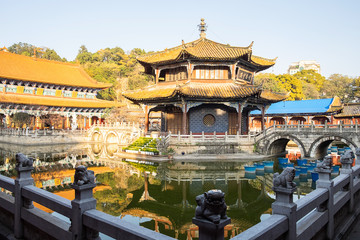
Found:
<box><xmin>249</xmin><ymin>97</ymin><xmax>343</xmax><ymax>131</ymax></box>
<box><xmin>0</xmin><ymin>50</ymin><xmax>119</xmax><ymax>129</ymax></box>
<box><xmin>334</xmin><ymin>102</ymin><xmax>360</xmax><ymax>125</ymax></box>
<box><xmin>123</xmin><ymin>19</ymin><xmax>287</xmax><ymax>134</ymax></box>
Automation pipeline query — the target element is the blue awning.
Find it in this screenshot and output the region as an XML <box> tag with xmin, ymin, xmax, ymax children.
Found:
<box><xmin>251</xmin><ymin>98</ymin><xmax>334</xmax><ymax>115</ymax></box>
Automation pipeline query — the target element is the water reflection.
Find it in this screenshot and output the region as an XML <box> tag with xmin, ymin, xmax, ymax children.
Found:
<box><xmin>0</xmin><ymin>143</ymin><xmax>315</xmax><ymax>239</ymax></box>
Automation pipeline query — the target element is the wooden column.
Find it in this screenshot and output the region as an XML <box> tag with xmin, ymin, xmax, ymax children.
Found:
<box><xmin>144</xmin><ymin>105</ymin><xmax>149</xmax><ymax>133</ymax></box>
<box><xmin>187</xmin><ymin>62</ymin><xmax>192</xmax><ymax>81</ymax></box>
<box><xmin>238</xmin><ymin>103</ymin><xmax>242</xmax><ymax>134</ymax></box>
<box><xmin>231</xmin><ymin>64</ymin><xmax>236</xmax><ymax>80</ymax></box>
<box><xmin>88</xmin><ymin>116</ymin><xmax>92</xmax><ymax>127</ymax></box>
<box><xmin>155</xmin><ymin>69</ymin><xmax>160</xmax><ymax>84</ymax></box>
<box><xmin>261</xmin><ymin>105</ymin><xmax>265</xmax><ymax>131</ymax></box>
<box><xmin>35</xmin><ymin>115</ymin><xmax>40</xmax><ymax>129</ymax></box>
<box><xmin>182</xmin><ymin>103</ymin><xmax>187</xmax><ymax>135</ymax></box>
<box><xmin>65</xmin><ymin>115</ymin><xmax>69</xmax><ymax>129</ymax></box>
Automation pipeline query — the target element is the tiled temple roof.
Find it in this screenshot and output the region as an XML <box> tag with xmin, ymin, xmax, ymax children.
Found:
<box><xmin>335</xmin><ymin>103</ymin><xmax>360</xmax><ymax>117</ymax></box>
<box><xmin>251</xmin><ymin>55</ymin><xmax>277</xmax><ymax>67</ymax></box>
<box><xmin>0</xmin><ymin>93</ymin><xmax>122</xmax><ymax>108</ymax></box>
<box><xmin>138</xmin><ymin>38</ymin><xmax>275</xmax><ymax>69</ymax></box>
<box><xmin>259</xmin><ymin>90</ymin><xmax>289</xmax><ymax>102</ymax></box>
<box><xmin>123</xmin><ymin>81</ymin><xmax>287</xmax><ymax>102</ymax></box>
<box><xmin>0</xmin><ymin>51</ymin><xmax>111</xmax><ymax>89</ymax></box>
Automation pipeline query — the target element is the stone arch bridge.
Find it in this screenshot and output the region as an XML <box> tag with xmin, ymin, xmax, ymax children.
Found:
<box><xmin>87</xmin><ymin>122</ymin><xmax>143</xmax><ymax>146</ymax></box>
<box><xmin>255</xmin><ymin>124</ymin><xmax>360</xmax><ymax>159</ymax></box>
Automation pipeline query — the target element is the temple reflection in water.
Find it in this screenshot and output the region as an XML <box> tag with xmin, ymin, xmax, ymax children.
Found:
<box><xmin>0</xmin><ymin>143</ymin><xmax>313</xmax><ymax>239</ymax></box>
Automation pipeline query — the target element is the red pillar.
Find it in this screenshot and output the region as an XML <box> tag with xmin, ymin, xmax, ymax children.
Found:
<box><xmin>144</xmin><ymin>105</ymin><xmax>149</xmax><ymax>133</ymax></box>
<box><xmin>238</xmin><ymin>103</ymin><xmax>242</xmax><ymax>134</ymax></box>
<box><xmin>182</xmin><ymin>103</ymin><xmax>187</xmax><ymax>134</ymax></box>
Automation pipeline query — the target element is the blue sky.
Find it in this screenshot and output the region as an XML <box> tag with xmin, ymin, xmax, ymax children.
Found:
<box><xmin>1</xmin><ymin>0</ymin><xmax>359</xmax><ymax>77</ymax></box>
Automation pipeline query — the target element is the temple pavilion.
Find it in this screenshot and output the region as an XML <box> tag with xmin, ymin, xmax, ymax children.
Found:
<box><xmin>123</xmin><ymin>19</ymin><xmax>287</xmax><ymax>135</ymax></box>
<box><xmin>0</xmin><ymin>49</ymin><xmax>118</xmax><ymax>129</ymax></box>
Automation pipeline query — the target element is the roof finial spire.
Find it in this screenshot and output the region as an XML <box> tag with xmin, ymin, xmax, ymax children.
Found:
<box><xmin>198</xmin><ymin>18</ymin><xmax>207</xmax><ymax>39</ymax></box>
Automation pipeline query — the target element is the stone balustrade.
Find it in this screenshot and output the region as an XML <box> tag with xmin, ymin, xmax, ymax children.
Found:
<box><xmin>0</xmin><ymin>155</ymin><xmax>175</xmax><ymax>240</ymax></box>
<box><xmin>233</xmin><ymin>156</ymin><xmax>360</xmax><ymax>240</ymax></box>
<box><xmin>1</xmin><ymin>151</ymin><xmax>360</xmax><ymax>239</ymax></box>
<box><xmin>0</xmin><ymin>127</ymin><xmax>87</xmax><ymax>137</ymax></box>
<box><xmin>168</xmin><ymin>131</ymin><xmax>255</xmax><ymax>144</ymax></box>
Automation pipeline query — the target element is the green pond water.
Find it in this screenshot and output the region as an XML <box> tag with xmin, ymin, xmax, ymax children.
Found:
<box><xmin>0</xmin><ymin>143</ymin><xmax>315</xmax><ymax>239</ymax></box>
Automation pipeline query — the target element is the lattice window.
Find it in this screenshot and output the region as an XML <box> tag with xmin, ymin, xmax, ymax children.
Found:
<box><xmin>203</xmin><ymin>114</ymin><xmax>215</xmax><ymax>126</ymax></box>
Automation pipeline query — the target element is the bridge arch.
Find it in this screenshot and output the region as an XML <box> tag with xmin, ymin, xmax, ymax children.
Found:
<box><xmin>90</xmin><ymin>143</ymin><xmax>104</xmax><ymax>156</ymax></box>
<box><xmin>105</xmin><ymin>131</ymin><xmax>120</xmax><ymax>144</ymax></box>
<box><xmin>104</xmin><ymin>143</ymin><xmax>118</xmax><ymax>158</ymax></box>
<box><xmin>264</xmin><ymin>134</ymin><xmax>306</xmax><ymax>158</ymax></box>
<box><xmin>120</xmin><ymin>133</ymin><xmax>132</xmax><ymax>145</ymax></box>
<box><xmin>91</xmin><ymin>130</ymin><xmax>104</xmax><ymax>142</ymax></box>
<box><xmin>309</xmin><ymin>135</ymin><xmax>358</xmax><ymax>159</ymax></box>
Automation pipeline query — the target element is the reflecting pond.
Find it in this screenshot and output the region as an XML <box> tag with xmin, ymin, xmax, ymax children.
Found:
<box><xmin>0</xmin><ymin>143</ymin><xmax>316</xmax><ymax>239</ymax></box>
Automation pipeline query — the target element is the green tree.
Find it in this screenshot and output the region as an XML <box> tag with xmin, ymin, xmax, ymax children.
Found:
<box><xmin>76</xmin><ymin>45</ymin><xmax>93</xmax><ymax>64</ymax></box>
<box><xmin>294</xmin><ymin>70</ymin><xmax>325</xmax><ymax>91</ymax></box>
<box><xmin>322</xmin><ymin>74</ymin><xmax>355</xmax><ymax>102</ymax></box>
<box><xmin>255</xmin><ymin>73</ymin><xmax>304</xmax><ymax>100</ymax></box>
<box><xmin>8</xmin><ymin>42</ymin><xmax>66</xmax><ymax>61</ymax></box>
<box><xmin>8</xmin><ymin>42</ymin><xmax>35</xmax><ymax>56</ymax></box>
<box><xmin>42</xmin><ymin>48</ymin><xmax>65</xmax><ymax>61</ymax></box>
<box><xmin>254</xmin><ymin>73</ymin><xmax>286</xmax><ymax>93</ymax></box>
<box><xmin>275</xmin><ymin>74</ymin><xmax>304</xmax><ymax>100</ymax></box>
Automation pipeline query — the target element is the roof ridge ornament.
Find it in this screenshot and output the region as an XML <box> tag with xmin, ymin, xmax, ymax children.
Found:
<box><xmin>198</xmin><ymin>18</ymin><xmax>207</xmax><ymax>39</ymax></box>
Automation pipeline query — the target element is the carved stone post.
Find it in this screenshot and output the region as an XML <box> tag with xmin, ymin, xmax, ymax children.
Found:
<box><xmin>340</xmin><ymin>150</ymin><xmax>355</xmax><ymax>212</ymax></box>
<box><xmin>14</xmin><ymin>153</ymin><xmax>34</xmax><ymax>239</ymax></box>
<box><xmin>315</xmin><ymin>156</ymin><xmax>334</xmax><ymax>239</ymax></box>
<box><xmin>272</xmin><ymin>167</ymin><xmax>297</xmax><ymax>240</ymax></box>
<box><xmin>71</xmin><ymin>166</ymin><xmax>100</xmax><ymax>240</ymax></box>
<box><xmin>355</xmin><ymin>148</ymin><xmax>360</xmax><ymax>165</ymax></box>
<box><xmin>192</xmin><ymin>190</ymin><xmax>231</xmax><ymax>240</ymax></box>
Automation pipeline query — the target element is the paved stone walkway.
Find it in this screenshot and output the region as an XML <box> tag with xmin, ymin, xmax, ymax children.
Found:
<box><xmin>346</xmin><ymin>215</ymin><xmax>360</xmax><ymax>239</ymax></box>
<box><xmin>0</xmin><ymin>223</ymin><xmax>15</xmax><ymax>240</ymax></box>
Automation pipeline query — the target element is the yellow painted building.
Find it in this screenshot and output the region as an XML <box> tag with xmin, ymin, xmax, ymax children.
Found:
<box><xmin>0</xmin><ymin>49</ymin><xmax>119</xmax><ymax>129</ymax></box>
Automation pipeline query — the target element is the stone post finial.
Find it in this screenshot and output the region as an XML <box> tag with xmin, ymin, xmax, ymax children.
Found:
<box><xmin>272</xmin><ymin>167</ymin><xmax>297</xmax><ymax>240</ymax></box>
<box><xmin>315</xmin><ymin>155</ymin><xmax>333</xmax><ymax>187</ymax></box>
<box><xmin>73</xmin><ymin>165</ymin><xmax>95</xmax><ymax>186</ymax></box>
<box><xmin>355</xmin><ymin>148</ymin><xmax>360</xmax><ymax>165</ymax></box>
<box><xmin>14</xmin><ymin>153</ymin><xmax>34</xmax><ymax>239</ymax></box>
<box><xmin>192</xmin><ymin>189</ymin><xmax>230</xmax><ymax>240</ymax></box>
<box><xmin>340</xmin><ymin>150</ymin><xmax>354</xmax><ymax>173</ymax></box>
<box><xmin>272</xmin><ymin>167</ymin><xmax>297</xmax><ymax>204</ymax></box>
<box><xmin>71</xmin><ymin>165</ymin><xmax>99</xmax><ymax>239</ymax></box>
